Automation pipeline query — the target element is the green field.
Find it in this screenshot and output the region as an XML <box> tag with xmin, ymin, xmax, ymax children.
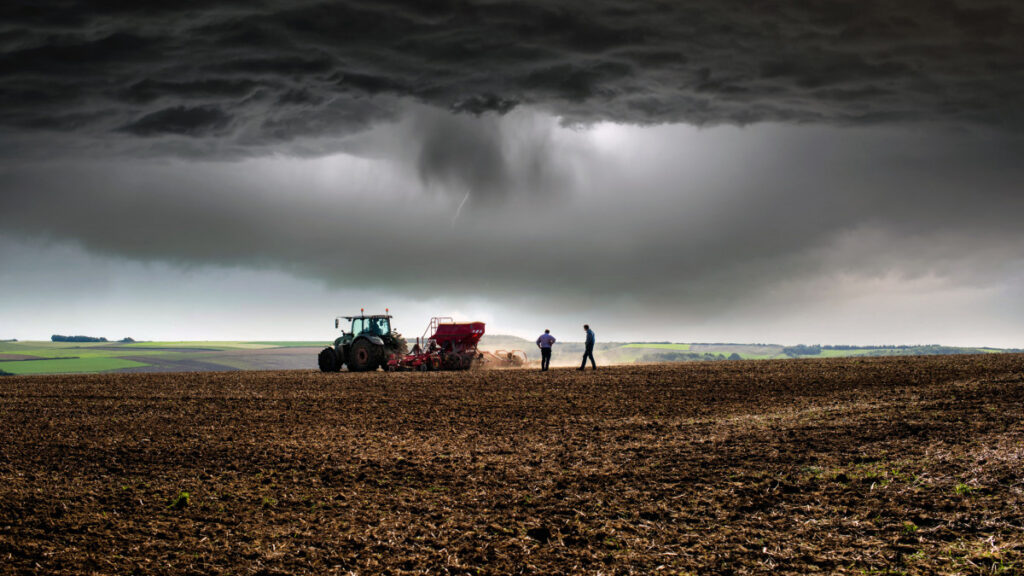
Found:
<box><xmin>0</xmin><ymin>340</ymin><xmax>322</xmax><ymax>375</ymax></box>
<box><xmin>0</xmin><ymin>342</ymin><xmax>142</xmax><ymax>360</ymax></box>
<box><xmin>0</xmin><ymin>357</ymin><xmax>148</xmax><ymax>374</ymax></box>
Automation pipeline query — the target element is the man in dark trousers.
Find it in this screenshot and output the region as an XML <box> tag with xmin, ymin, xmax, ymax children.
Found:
<box><xmin>578</xmin><ymin>324</ymin><xmax>596</xmax><ymax>371</ymax></box>
<box><xmin>536</xmin><ymin>329</ymin><xmax>556</xmax><ymax>371</ymax></box>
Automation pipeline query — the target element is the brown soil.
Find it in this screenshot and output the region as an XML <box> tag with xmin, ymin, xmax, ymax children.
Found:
<box><xmin>0</xmin><ymin>354</ymin><xmax>51</xmax><ymax>361</ymax></box>
<box><xmin>1</xmin><ymin>355</ymin><xmax>1023</xmax><ymax>575</ymax></box>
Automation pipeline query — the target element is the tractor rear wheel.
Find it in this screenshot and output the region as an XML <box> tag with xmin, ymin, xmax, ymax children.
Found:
<box><xmin>348</xmin><ymin>339</ymin><xmax>382</xmax><ymax>372</ymax></box>
<box><xmin>318</xmin><ymin>347</ymin><xmax>340</xmax><ymax>372</ymax></box>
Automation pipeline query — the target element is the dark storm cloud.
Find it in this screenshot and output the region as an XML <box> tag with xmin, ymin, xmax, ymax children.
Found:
<box><xmin>0</xmin><ymin>0</ymin><xmax>1022</xmax><ymax>152</ymax></box>
<box><xmin>2</xmin><ymin>122</ymin><xmax>1022</xmax><ymax>312</ymax></box>
<box><xmin>2</xmin><ymin>0</ymin><xmax>1024</xmax><ymax>340</ymax></box>
<box><xmin>118</xmin><ymin>78</ymin><xmax>263</xmax><ymax>104</ymax></box>
<box><xmin>401</xmin><ymin>107</ymin><xmax>574</xmax><ymax>200</ymax></box>
<box><xmin>120</xmin><ymin>105</ymin><xmax>233</xmax><ymax>136</ymax></box>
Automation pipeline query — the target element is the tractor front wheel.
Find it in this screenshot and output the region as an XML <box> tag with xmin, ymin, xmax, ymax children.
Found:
<box><xmin>348</xmin><ymin>339</ymin><xmax>382</xmax><ymax>372</ymax></box>
<box><xmin>318</xmin><ymin>347</ymin><xmax>340</xmax><ymax>372</ymax></box>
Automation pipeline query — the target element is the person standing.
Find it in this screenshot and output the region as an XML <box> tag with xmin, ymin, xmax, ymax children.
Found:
<box><xmin>578</xmin><ymin>324</ymin><xmax>596</xmax><ymax>371</ymax></box>
<box><xmin>536</xmin><ymin>329</ymin><xmax>556</xmax><ymax>371</ymax></box>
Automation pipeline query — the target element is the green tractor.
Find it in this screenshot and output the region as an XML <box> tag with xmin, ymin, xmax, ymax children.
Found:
<box><xmin>318</xmin><ymin>312</ymin><xmax>408</xmax><ymax>372</ymax></box>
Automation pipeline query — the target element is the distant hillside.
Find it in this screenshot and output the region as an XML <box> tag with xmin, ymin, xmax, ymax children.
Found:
<box><xmin>618</xmin><ymin>342</ymin><xmax>1023</xmax><ymax>363</ymax></box>
<box><xmin>479</xmin><ymin>334</ymin><xmax>534</xmax><ymax>351</ymax></box>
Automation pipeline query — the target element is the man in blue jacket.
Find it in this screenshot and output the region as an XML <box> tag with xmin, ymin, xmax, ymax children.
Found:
<box><xmin>536</xmin><ymin>329</ymin><xmax>556</xmax><ymax>371</ymax></box>
<box><xmin>578</xmin><ymin>324</ymin><xmax>596</xmax><ymax>371</ymax></box>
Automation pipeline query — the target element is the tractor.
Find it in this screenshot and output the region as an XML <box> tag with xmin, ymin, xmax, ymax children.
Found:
<box><xmin>317</xmin><ymin>310</ymin><xmax>408</xmax><ymax>372</ymax></box>
<box><xmin>319</xmin><ymin>311</ymin><xmax>527</xmax><ymax>372</ymax></box>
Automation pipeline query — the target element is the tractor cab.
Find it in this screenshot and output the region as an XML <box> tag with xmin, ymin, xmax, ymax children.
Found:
<box><xmin>337</xmin><ymin>314</ymin><xmax>392</xmax><ymax>338</ymax></box>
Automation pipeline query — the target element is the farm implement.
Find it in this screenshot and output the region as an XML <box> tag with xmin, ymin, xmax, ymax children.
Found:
<box><xmin>318</xmin><ymin>311</ymin><xmax>525</xmax><ymax>372</ymax></box>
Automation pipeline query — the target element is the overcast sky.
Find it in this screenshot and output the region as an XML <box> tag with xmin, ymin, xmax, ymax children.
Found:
<box><xmin>1</xmin><ymin>1</ymin><xmax>1023</xmax><ymax>346</ymax></box>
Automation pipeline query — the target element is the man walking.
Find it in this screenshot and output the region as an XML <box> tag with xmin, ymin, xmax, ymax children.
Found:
<box><xmin>536</xmin><ymin>329</ymin><xmax>556</xmax><ymax>371</ymax></box>
<box><xmin>578</xmin><ymin>324</ymin><xmax>596</xmax><ymax>371</ymax></box>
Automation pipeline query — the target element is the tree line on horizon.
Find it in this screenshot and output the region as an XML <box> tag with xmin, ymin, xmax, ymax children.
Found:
<box><xmin>51</xmin><ymin>335</ymin><xmax>136</xmax><ymax>343</ymax></box>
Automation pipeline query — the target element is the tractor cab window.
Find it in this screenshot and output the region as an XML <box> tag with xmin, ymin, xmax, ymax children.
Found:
<box><xmin>350</xmin><ymin>318</ymin><xmax>367</xmax><ymax>334</ymax></box>
<box><xmin>371</xmin><ymin>318</ymin><xmax>390</xmax><ymax>335</ymax></box>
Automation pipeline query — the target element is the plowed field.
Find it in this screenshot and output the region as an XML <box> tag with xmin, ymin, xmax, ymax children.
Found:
<box><xmin>2</xmin><ymin>356</ymin><xmax>1023</xmax><ymax>575</ymax></box>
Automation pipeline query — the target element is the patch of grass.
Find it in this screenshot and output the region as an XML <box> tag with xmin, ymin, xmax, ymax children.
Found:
<box><xmin>0</xmin><ymin>357</ymin><xmax>149</xmax><ymax>374</ymax></box>
<box><xmin>603</xmin><ymin>536</ymin><xmax>622</xmax><ymax>549</ymax></box>
<box><xmin>856</xmin><ymin>463</ymin><xmax>885</xmax><ymax>481</ymax></box>
<box><xmin>799</xmin><ymin>465</ymin><xmax>824</xmax><ymax>478</ymax></box>
<box><xmin>992</xmin><ymin>559</ymin><xmax>1017</xmax><ymax>573</ymax></box>
<box><xmin>953</xmin><ymin>482</ymin><xmax>974</xmax><ymax>496</ymax></box>
<box><xmin>167</xmin><ymin>491</ymin><xmax>190</xmax><ymax>510</ymax></box>
<box><xmin>944</xmin><ymin>536</ymin><xmax>1016</xmax><ymax>572</ymax></box>
<box><xmin>905</xmin><ymin>550</ymin><xmax>926</xmax><ymax>562</ymax></box>
<box><xmin>828</xmin><ymin>460</ymin><xmax>917</xmax><ymax>489</ymax></box>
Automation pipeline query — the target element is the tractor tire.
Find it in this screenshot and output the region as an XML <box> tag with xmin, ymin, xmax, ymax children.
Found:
<box><xmin>348</xmin><ymin>339</ymin><xmax>382</xmax><ymax>372</ymax></box>
<box><xmin>318</xmin><ymin>347</ymin><xmax>340</xmax><ymax>372</ymax></box>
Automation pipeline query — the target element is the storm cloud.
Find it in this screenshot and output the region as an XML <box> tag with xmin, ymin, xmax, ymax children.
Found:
<box><xmin>1</xmin><ymin>0</ymin><xmax>1022</xmax><ymax>154</ymax></box>
<box><xmin>3</xmin><ymin>118</ymin><xmax>1022</xmax><ymax>309</ymax></box>
<box><xmin>1</xmin><ymin>1</ymin><xmax>1023</xmax><ymax>344</ymax></box>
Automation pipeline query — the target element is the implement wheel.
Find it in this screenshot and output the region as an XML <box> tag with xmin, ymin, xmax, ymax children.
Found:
<box><xmin>318</xmin><ymin>347</ymin><xmax>340</xmax><ymax>372</ymax></box>
<box><xmin>348</xmin><ymin>339</ymin><xmax>382</xmax><ymax>372</ymax></box>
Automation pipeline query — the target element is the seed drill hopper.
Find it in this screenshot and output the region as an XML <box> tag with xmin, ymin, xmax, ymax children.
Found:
<box><xmin>386</xmin><ymin>317</ymin><xmax>485</xmax><ymax>371</ymax></box>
